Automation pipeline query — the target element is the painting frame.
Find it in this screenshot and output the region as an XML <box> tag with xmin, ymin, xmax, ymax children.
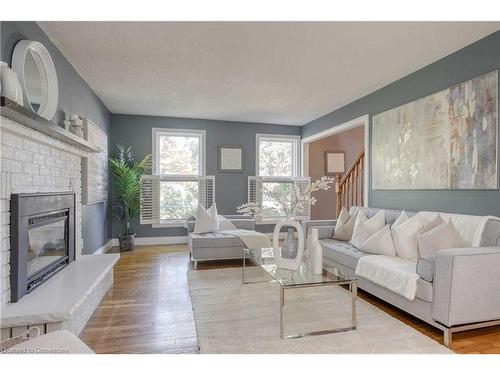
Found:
<box><xmin>324</xmin><ymin>151</ymin><xmax>345</xmax><ymax>176</ymax></box>
<box><xmin>371</xmin><ymin>70</ymin><xmax>498</xmax><ymax>191</ymax></box>
<box><xmin>218</xmin><ymin>145</ymin><xmax>244</xmax><ymax>173</ymax></box>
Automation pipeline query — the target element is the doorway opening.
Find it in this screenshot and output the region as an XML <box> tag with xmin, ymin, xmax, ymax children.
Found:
<box><xmin>302</xmin><ymin>115</ymin><xmax>369</xmax><ymax>220</ymax></box>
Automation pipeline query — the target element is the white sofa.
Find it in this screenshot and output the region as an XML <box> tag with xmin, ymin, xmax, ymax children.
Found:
<box><xmin>303</xmin><ymin>206</ymin><xmax>500</xmax><ymax>347</ymax></box>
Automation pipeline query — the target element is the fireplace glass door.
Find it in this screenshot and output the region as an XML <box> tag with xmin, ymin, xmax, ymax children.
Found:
<box><xmin>27</xmin><ymin>211</ymin><xmax>68</xmax><ymax>279</ymax></box>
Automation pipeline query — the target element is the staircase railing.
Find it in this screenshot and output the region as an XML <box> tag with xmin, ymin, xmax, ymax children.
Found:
<box><xmin>335</xmin><ymin>150</ymin><xmax>364</xmax><ymax>217</ymax></box>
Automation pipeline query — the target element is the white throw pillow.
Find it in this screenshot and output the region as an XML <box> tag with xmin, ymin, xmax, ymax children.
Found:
<box><xmin>418</xmin><ymin>215</ymin><xmax>444</xmax><ymax>236</ymax></box>
<box><xmin>392</xmin><ymin>210</ymin><xmax>409</xmax><ymax>227</ymax></box>
<box><xmin>333</xmin><ymin>207</ymin><xmax>356</xmax><ymax>241</ymax></box>
<box><xmin>417</xmin><ymin>220</ymin><xmax>467</xmax><ymax>258</ymax></box>
<box><xmin>358</xmin><ymin>225</ymin><xmax>396</xmax><ymax>256</ymax></box>
<box><xmin>350</xmin><ymin>210</ymin><xmax>385</xmax><ymax>249</ymax></box>
<box><xmin>218</xmin><ymin>215</ymin><xmax>237</xmax><ymax>230</ymax></box>
<box><xmin>193</xmin><ymin>204</ymin><xmax>219</xmax><ymax>233</ymax></box>
<box><xmin>391</xmin><ymin>214</ymin><xmax>423</xmax><ymax>260</ymax></box>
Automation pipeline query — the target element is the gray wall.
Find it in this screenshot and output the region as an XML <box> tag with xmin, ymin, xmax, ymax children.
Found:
<box><xmin>1</xmin><ymin>21</ymin><xmax>112</xmax><ymax>253</ymax></box>
<box><xmin>303</xmin><ymin>30</ymin><xmax>500</xmax><ymax>217</ymax></box>
<box><xmin>110</xmin><ymin>114</ymin><xmax>301</xmax><ymax>238</ymax></box>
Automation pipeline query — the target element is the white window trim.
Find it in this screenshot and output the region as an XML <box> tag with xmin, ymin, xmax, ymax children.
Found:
<box><xmin>151</xmin><ymin>127</ymin><xmax>206</xmax><ymax>227</ymax></box>
<box><xmin>255</xmin><ymin>133</ymin><xmax>301</xmax><ymax>177</ymax></box>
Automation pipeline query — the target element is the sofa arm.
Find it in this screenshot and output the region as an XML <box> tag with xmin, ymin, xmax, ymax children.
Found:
<box><xmin>432</xmin><ymin>247</ymin><xmax>500</xmax><ymax>327</ymax></box>
<box><xmin>302</xmin><ymin>220</ymin><xmax>337</xmax><ymax>240</ymax></box>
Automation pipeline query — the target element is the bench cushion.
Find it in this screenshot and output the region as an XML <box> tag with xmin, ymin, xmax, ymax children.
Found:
<box><xmin>320</xmin><ymin>239</ymin><xmax>368</xmax><ymax>269</ymax></box>
<box><xmin>190</xmin><ymin>232</ymin><xmax>244</xmax><ymax>249</ymax></box>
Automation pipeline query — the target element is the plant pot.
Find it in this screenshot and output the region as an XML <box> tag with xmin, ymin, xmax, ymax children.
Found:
<box><xmin>119</xmin><ymin>233</ymin><xmax>135</xmax><ymax>251</ymax></box>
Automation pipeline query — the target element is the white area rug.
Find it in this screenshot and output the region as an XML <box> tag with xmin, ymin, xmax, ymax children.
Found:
<box><xmin>187</xmin><ymin>268</ymin><xmax>452</xmax><ymax>354</ymax></box>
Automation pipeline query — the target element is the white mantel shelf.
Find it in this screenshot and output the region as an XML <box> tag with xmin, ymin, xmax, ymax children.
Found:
<box><xmin>0</xmin><ymin>96</ymin><xmax>101</xmax><ymax>153</ymax></box>
<box><xmin>0</xmin><ymin>254</ymin><xmax>119</xmax><ymax>330</ymax></box>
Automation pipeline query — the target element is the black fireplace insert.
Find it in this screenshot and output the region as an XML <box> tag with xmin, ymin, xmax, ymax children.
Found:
<box><xmin>10</xmin><ymin>192</ymin><xmax>76</xmax><ymax>302</ymax></box>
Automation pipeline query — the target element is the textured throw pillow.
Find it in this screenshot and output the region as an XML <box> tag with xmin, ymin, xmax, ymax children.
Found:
<box><xmin>418</xmin><ymin>215</ymin><xmax>444</xmax><ymax>236</ymax></box>
<box><xmin>417</xmin><ymin>220</ymin><xmax>467</xmax><ymax>258</ymax></box>
<box><xmin>358</xmin><ymin>224</ymin><xmax>396</xmax><ymax>256</ymax></box>
<box><xmin>333</xmin><ymin>207</ymin><xmax>356</xmax><ymax>241</ymax></box>
<box><xmin>392</xmin><ymin>210</ymin><xmax>409</xmax><ymax>227</ymax></box>
<box><xmin>193</xmin><ymin>203</ymin><xmax>219</xmax><ymax>233</ymax></box>
<box><xmin>350</xmin><ymin>210</ymin><xmax>385</xmax><ymax>249</ymax></box>
<box><xmin>391</xmin><ymin>214</ymin><xmax>423</xmax><ymax>260</ymax></box>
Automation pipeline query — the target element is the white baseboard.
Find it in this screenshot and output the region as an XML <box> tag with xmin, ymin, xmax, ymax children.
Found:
<box><xmin>110</xmin><ymin>236</ymin><xmax>188</xmax><ymax>247</ymax></box>
<box><xmin>106</xmin><ymin>232</ymin><xmax>283</xmax><ymax>249</ymax></box>
<box><xmin>93</xmin><ymin>239</ymin><xmax>114</xmax><ymax>254</ymax></box>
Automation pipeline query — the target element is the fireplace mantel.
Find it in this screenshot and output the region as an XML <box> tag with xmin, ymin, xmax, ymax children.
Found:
<box><xmin>1</xmin><ymin>97</ymin><xmax>101</xmax><ymax>153</ymax></box>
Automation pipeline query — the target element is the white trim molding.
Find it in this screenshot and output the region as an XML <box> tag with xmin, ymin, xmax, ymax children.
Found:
<box><xmin>92</xmin><ymin>239</ymin><xmax>114</xmax><ymax>255</ymax></box>
<box><xmin>301</xmin><ymin>114</ymin><xmax>370</xmax><ymax>208</ymax></box>
<box><xmin>111</xmin><ymin>236</ymin><xmax>189</xmax><ymax>247</ymax></box>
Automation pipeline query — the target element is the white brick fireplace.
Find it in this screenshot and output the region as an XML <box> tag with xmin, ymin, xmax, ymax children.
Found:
<box><xmin>1</xmin><ymin>117</ymin><xmax>84</xmax><ymax>308</ymax></box>
<box><xmin>0</xmin><ymin>116</ymin><xmax>118</xmax><ymax>339</ymax></box>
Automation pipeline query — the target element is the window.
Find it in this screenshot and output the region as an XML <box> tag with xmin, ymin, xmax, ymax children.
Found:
<box><xmin>152</xmin><ymin>128</ymin><xmax>206</xmax><ymax>225</ymax></box>
<box><xmin>251</xmin><ymin>134</ymin><xmax>304</xmax><ymax>221</ymax></box>
<box><xmin>256</xmin><ymin>134</ymin><xmax>300</xmax><ymax>177</ymax></box>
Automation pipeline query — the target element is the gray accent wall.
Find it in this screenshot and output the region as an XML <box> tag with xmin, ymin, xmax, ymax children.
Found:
<box><xmin>303</xmin><ymin>31</ymin><xmax>500</xmax><ymax>217</ymax></box>
<box><xmin>1</xmin><ymin>21</ymin><xmax>112</xmax><ymax>254</ymax></box>
<box><xmin>110</xmin><ymin>114</ymin><xmax>301</xmax><ymax>238</ymax></box>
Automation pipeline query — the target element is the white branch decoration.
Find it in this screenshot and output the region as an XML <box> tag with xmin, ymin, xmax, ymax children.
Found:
<box><xmin>237</xmin><ymin>177</ymin><xmax>335</xmax><ymax>218</ymax></box>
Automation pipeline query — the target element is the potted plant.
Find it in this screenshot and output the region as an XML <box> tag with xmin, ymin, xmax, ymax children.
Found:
<box><xmin>110</xmin><ymin>143</ymin><xmax>152</xmax><ymax>251</ymax></box>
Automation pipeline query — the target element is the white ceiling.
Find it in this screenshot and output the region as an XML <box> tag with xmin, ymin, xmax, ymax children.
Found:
<box><xmin>38</xmin><ymin>22</ymin><xmax>500</xmax><ymax>126</ymax></box>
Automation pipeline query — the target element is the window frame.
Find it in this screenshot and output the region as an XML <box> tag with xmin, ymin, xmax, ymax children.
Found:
<box><xmin>151</xmin><ymin>127</ymin><xmax>206</xmax><ymax>227</ymax></box>
<box><xmin>255</xmin><ymin>133</ymin><xmax>301</xmax><ymax>178</ymax></box>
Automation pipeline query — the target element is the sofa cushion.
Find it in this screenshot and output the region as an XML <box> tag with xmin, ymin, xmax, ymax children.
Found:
<box><xmin>190</xmin><ymin>232</ymin><xmax>245</xmax><ymax>248</ymax></box>
<box><xmin>193</xmin><ymin>204</ymin><xmax>219</xmax><ymax>234</ymax></box>
<box><xmin>419</xmin><ymin>211</ymin><xmax>500</xmax><ymax>247</ymax></box>
<box><xmin>320</xmin><ymin>239</ymin><xmax>368</xmax><ymax>269</ymax></box>
<box><xmin>350</xmin><ymin>210</ymin><xmax>385</xmax><ymax>249</ymax></box>
<box><xmin>333</xmin><ymin>207</ymin><xmax>356</xmax><ymax>241</ymax></box>
<box><xmin>391</xmin><ymin>214</ymin><xmax>423</xmax><ymax>260</ymax></box>
<box><xmin>417</xmin><ymin>220</ymin><xmax>467</xmax><ymax>258</ymax></box>
<box><xmin>357</xmin><ymin>225</ymin><xmax>396</xmax><ymax>256</ymax></box>
<box><xmin>350</xmin><ymin>206</ymin><xmax>417</xmax><ymax>226</ymax></box>
<box><xmin>416</xmin><ymin>255</ymin><xmax>435</xmax><ymax>282</ymax></box>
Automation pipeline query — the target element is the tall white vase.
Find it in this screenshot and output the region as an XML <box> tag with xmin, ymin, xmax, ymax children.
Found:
<box><xmin>273</xmin><ymin>220</ymin><xmax>304</xmax><ymax>270</ymax></box>
<box><xmin>1</xmin><ymin>62</ymin><xmax>19</xmax><ymax>102</ymax></box>
<box><xmin>310</xmin><ymin>228</ymin><xmax>323</xmax><ymax>275</ymax></box>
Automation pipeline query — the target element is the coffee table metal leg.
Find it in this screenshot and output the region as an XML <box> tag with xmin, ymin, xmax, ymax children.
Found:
<box><xmin>242</xmin><ymin>248</ymin><xmax>246</xmax><ymax>284</ymax></box>
<box><xmin>280</xmin><ymin>287</ymin><xmax>285</xmax><ymax>338</ymax></box>
<box><xmin>281</xmin><ymin>282</ymin><xmax>357</xmax><ymax>339</ymax></box>
<box><xmin>352</xmin><ymin>282</ymin><xmax>357</xmax><ymax>329</ymax></box>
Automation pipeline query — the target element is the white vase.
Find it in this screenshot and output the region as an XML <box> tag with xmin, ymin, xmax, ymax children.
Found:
<box><xmin>273</xmin><ymin>219</ymin><xmax>304</xmax><ymax>270</ymax></box>
<box><xmin>309</xmin><ymin>228</ymin><xmax>323</xmax><ymax>275</ymax></box>
<box><xmin>1</xmin><ymin>62</ymin><xmax>20</xmax><ymax>102</ymax></box>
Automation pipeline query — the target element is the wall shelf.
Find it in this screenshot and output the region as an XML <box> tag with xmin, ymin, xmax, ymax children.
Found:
<box><xmin>0</xmin><ymin>97</ymin><xmax>101</xmax><ymax>153</ymax></box>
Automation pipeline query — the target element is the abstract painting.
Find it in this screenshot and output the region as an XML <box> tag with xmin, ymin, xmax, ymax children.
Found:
<box><xmin>372</xmin><ymin>70</ymin><xmax>498</xmax><ymax>190</ymax></box>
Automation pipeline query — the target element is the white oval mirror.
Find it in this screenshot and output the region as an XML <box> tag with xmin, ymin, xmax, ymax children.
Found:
<box><xmin>12</xmin><ymin>40</ymin><xmax>59</xmax><ymax>121</ymax></box>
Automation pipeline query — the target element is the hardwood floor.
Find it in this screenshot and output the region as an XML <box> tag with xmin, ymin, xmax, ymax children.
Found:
<box><xmin>80</xmin><ymin>244</ymin><xmax>500</xmax><ymax>354</ymax></box>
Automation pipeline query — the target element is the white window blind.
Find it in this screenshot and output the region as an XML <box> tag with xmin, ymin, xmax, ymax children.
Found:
<box><xmin>140</xmin><ymin>175</ymin><xmax>215</xmax><ymax>225</ymax></box>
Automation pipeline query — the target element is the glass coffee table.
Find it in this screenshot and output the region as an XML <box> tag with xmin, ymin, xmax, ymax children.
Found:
<box><xmin>242</xmin><ymin>247</ymin><xmax>357</xmax><ymax>339</ymax></box>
